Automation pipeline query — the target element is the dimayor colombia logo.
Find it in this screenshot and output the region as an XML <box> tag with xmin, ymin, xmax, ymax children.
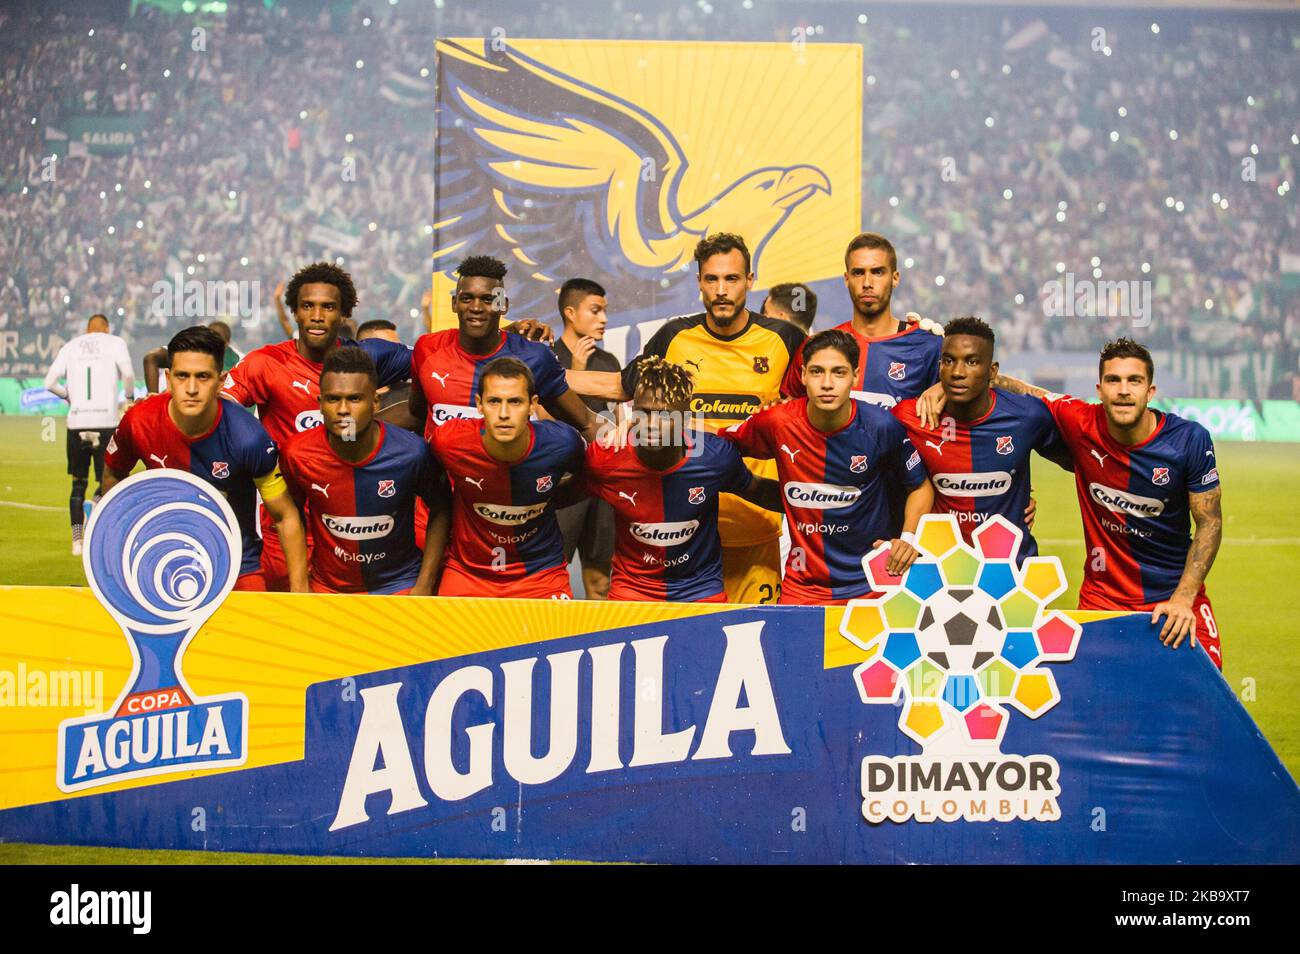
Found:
<box><xmin>840</xmin><ymin>514</ymin><xmax>1081</xmax><ymax>824</ymax></box>
<box><xmin>57</xmin><ymin>470</ymin><xmax>248</xmax><ymax>792</ymax></box>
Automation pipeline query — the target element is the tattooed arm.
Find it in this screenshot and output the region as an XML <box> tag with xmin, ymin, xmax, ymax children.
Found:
<box><xmin>1151</xmin><ymin>487</ymin><xmax>1223</xmax><ymax>649</ymax></box>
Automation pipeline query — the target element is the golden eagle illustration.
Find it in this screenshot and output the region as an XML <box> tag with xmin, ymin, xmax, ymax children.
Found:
<box><xmin>433</xmin><ymin>39</ymin><xmax>831</xmax><ymax>317</ymax></box>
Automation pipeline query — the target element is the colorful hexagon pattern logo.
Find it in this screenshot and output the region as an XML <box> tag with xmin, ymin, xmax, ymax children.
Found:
<box><xmin>842</xmin><ymin>513</ymin><xmax>1081</xmax><ymax>753</ymax></box>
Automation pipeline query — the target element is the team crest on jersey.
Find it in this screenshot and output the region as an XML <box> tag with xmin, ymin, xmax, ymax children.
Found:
<box><xmin>850</xmin><ymin>455</ymin><xmax>868</xmax><ymax>473</ymax></box>
<box><xmin>211</xmin><ymin>461</ymin><xmax>230</xmax><ymax>480</ymax></box>
<box><xmin>753</xmin><ymin>355</ymin><xmax>769</xmax><ymax>374</ymax></box>
<box><xmin>888</xmin><ymin>362</ymin><xmax>906</xmax><ymax>381</ymax></box>
<box><xmin>688</xmin><ymin>486</ymin><xmax>706</xmax><ymax>505</ymax></box>
<box><xmin>996</xmin><ymin>435</ymin><xmax>1014</xmax><ymax>456</ymax></box>
<box><xmin>536</xmin><ymin>474</ymin><xmax>553</xmax><ymax>493</ymax></box>
<box><xmin>1151</xmin><ymin>467</ymin><xmax>1170</xmax><ymax>486</ymax></box>
<box><xmin>377</xmin><ymin>479</ymin><xmax>396</xmax><ymax>498</ymax></box>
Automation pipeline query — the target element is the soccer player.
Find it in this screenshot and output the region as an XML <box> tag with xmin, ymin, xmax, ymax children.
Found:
<box><xmin>408</xmin><ymin>256</ymin><xmax>598</xmax><ymax>441</ymax></box>
<box><xmin>279</xmin><ymin>348</ymin><xmax>448</xmax><ymax>595</ymax></box>
<box><xmin>761</xmin><ymin>282</ymin><xmax>817</xmax><ymax>334</ymax></box>
<box><xmin>430</xmin><ymin>357</ymin><xmax>585</xmax><ymax>599</ymax></box>
<box><xmin>573</xmin><ymin>356</ymin><xmax>781</xmax><ymax>602</ymax></box>
<box><xmin>43</xmin><ymin>313</ymin><xmax>135</xmax><ymax>554</ymax></box>
<box><xmin>726</xmin><ymin>329</ymin><xmax>933</xmax><ymax>604</ymax></box>
<box><xmin>917</xmin><ymin>337</ymin><xmax>1224</xmax><ymax>667</ymax></box>
<box><xmin>893</xmin><ymin>316</ymin><xmax>1072</xmax><ymax>561</ymax></box>
<box><xmin>356</xmin><ymin>319</ymin><xmax>401</xmax><ymax>344</ymax></box>
<box><xmin>143</xmin><ymin>320</ymin><xmax>243</xmax><ymax>393</ymax></box>
<box><xmin>781</xmin><ymin>233</ymin><xmax>941</xmax><ymax>408</ymax></box>
<box><xmin>221</xmin><ymin>262</ymin><xmax>412</xmax><ymax>589</ymax></box>
<box><xmin>551</xmin><ymin>278</ymin><xmax>620</xmax><ymax>601</ymax></box>
<box><xmin>101</xmin><ymin>327</ymin><xmax>307</xmax><ymax>592</ymax></box>
<box><xmin>565</xmin><ymin>232</ymin><xmax>806</xmax><ymax>604</ymax></box>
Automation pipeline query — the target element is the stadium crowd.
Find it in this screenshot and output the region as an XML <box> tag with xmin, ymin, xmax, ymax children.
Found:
<box><xmin>0</xmin><ymin>1</ymin><xmax>1296</xmax><ymax>395</ymax></box>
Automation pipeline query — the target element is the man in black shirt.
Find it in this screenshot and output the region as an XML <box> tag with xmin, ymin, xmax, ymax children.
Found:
<box><xmin>552</xmin><ymin>278</ymin><xmax>620</xmax><ymax>600</ymax></box>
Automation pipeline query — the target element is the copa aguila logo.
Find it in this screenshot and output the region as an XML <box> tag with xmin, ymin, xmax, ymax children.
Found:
<box><xmin>840</xmin><ymin>513</ymin><xmax>1081</xmax><ymax>825</ymax></box>
<box><xmin>57</xmin><ymin>470</ymin><xmax>248</xmax><ymax>793</ymax></box>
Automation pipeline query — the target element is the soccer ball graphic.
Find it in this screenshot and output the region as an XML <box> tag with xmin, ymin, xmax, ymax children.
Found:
<box><xmin>915</xmin><ymin>587</ymin><xmax>1005</xmax><ymax>674</ymax></box>
<box><xmin>841</xmin><ymin>514</ymin><xmax>1082</xmax><ymax>749</ymax></box>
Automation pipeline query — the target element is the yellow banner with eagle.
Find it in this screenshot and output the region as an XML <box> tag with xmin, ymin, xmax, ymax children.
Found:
<box><xmin>430</xmin><ymin>39</ymin><xmax>862</xmax><ymax>335</ymax></box>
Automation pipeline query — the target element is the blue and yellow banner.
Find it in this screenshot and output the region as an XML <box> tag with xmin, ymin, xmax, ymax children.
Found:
<box><xmin>430</xmin><ymin>38</ymin><xmax>861</xmax><ymax>349</ymax></box>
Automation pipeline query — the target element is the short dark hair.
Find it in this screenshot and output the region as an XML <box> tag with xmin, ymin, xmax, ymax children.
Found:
<box><xmin>844</xmin><ymin>232</ymin><xmax>898</xmax><ymax>272</ymax></box>
<box><xmin>480</xmin><ymin>355</ymin><xmax>535</xmax><ymax>398</ymax></box>
<box><xmin>766</xmin><ymin>283</ymin><xmax>817</xmax><ymax>332</ymax></box>
<box><xmin>456</xmin><ymin>255</ymin><xmax>508</xmax><ymax>283</ymax></box>
<box><xmin>286</xmin><ymin>261</ymin><xmax>359</xmax><ymax>317</ymax></box>
<box><xmin>944</xmin><ymin>315</ymin><xmax>995</xmax><ymax>347</ymax></box>
<box><xmin>87</xmin><ymin>314</ymin><xmax>109</xmax><ymax>330</ymax></box>
<box><xmin>558</xmin><ymin>278</ymin><xmax>607</xmax><ymax>320</ymax></box>
<box><xmin>321</xmin><ymin>344</ymin><xmax>378</xmax><ymax>388</ymax></box>
<box><xmin>694</xmin><ymin>232</ymin><xmax>751</xmax><ymax>274</ymax></box>
<box><xmin>207</xmin><ymin>320</ymin><xmax>232</xmax><ymax>343</ymax></box>
<box><xmin>1099</xmin><ymin>337</ymin><xmax>1155</xmax><ymax>383</ymax></box>
<box><xmin>167</xmin><ymin>326</ymin><xmax>225</xmax><ymax>368</ymax></box>
<box><xmin>356</xmin><ymin>318</ymin><xmax>397</xmax><ymax>339</ymax></box>
<box><xmin>803</xmin><ymin>328</ymin><xmax>860</xmax><ymax>370</ymax></box>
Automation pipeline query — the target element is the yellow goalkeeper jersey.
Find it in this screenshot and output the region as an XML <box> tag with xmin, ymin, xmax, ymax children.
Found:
<box><xmin>625</xmin><ymin>310</ymin><xmax>805</xmax><ymax>547</ymax></box>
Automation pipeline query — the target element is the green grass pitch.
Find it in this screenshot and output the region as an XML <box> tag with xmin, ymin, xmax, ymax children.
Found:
<box><xmin>0</xmin><ymin>415</ymin><xmax>1295</xmax><ymax>863</ymax></box>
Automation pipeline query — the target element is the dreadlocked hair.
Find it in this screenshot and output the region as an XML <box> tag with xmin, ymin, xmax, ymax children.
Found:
<box><xmin>633</xmin><ymin>355</ymin><xmax>695</xmax><ymax>408</ymax></box>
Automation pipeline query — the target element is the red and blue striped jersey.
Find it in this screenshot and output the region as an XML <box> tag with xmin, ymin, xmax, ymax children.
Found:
<box><xmin>726</xmin><ymin>398</ymin><xmax>928</xmax><ymax>603</ymax></box>
<box><xmin>279</xmin><ymin>423</ymin><xmax>441</xmax><ymax>594</ymax></box>
<box><xmin>893</xmin><ymin>389</ymin><xmax>1073</xmax><ymax>562</ymax></box>
<box><xmin>222</xmin><ymin>337</ymin><xmax>412</xmax><ymax>447</ymax></box>
<box><xmin>1043</xmin><ymin>396</ymin><xmax>1220</xmax><ymax>607</ymax></box>
<box><xmin>410</xmin><ymin>329</ymin><xmax>569</xmax><ymax>440</ymax></box>
<box><xmin>430</xmin><ymin>417</ymin><xmax>585</xmax><ymax>588</ymax></box>
<box><xmin>105</xmin><ymin>394</ymin><xmax>280</xmax><ymax>576</ymax></box>
<box><xmin>579</xmin><ymin>432</ymin><xmax>755</xmax><ymax>602</ymax></box>
<box><xmin>781</xmin><ymin>320</ymin><xmax>942</xmax><ymax>408</ymax></box>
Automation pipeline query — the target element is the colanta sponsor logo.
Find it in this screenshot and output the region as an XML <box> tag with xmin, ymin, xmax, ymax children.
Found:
<box><xmin>932</xmin><ymin>472</ymin><xmax>1013</xmax><ymax>497</ymax></box>
<box><xmin>432</xmin><ymin>403</ymin><xmax>482</xmax><ymax>424</ymax></box>
<box><xmin>688</xmin><ymin>393</ymin><xmax>762</xmax><ymax>419</ymax></box>
<box><xmin>323</xmin><ymin>514</ymin><xmax>395</xmax><ymax>540</ymax></box>
<box><xmin>1088</xmin><ymin>483</ymin><xmax>1165</xmax><ymax>518</ymax></box>
<box><xmin>473</xmin><ymin>501</ymin><xmax>548</xmax><ymax>525</ymax></box>
<box><xmin>295</xmin><ymin>409</ymin><xmax>324</xmax><ymax>431</ymax></box>
<box><xmin>784</xmin><ymin>482</ymin><xmax>861</xmax><ymax>509</ymax></box>
<box><xmin>630</xmin><ymin>520</ymin><xmax>699</xmax><ymax>545</ymax></box>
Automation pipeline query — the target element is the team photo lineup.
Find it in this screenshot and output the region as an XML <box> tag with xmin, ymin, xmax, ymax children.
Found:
<box><xmin>52</xmin><ymin>226</ymin><xmax>1224</xmax><ymax>666</ymax></box>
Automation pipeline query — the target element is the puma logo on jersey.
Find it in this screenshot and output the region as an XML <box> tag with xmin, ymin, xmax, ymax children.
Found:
<box><xmin>618</xmin><ymin>491</ymin><xmax>638</xmax><ymax>507</ymax></box>
<box><xmin>684</xmin><ymin>359</ymin><xmax>703</xmax><ymax>372</ymax></box>
<box><xmin>925</xmin><ymin>439</ymin><xmax>947</xmax><ymax>455</ymax></box>
<box><xmin>429</xmin><ymin>371</ymin><xmax>450</xmax><ymax>387</ymax></box>
<box><xmin>1090</xmin><ymin>449</ymin><xmax>1108</xmax><ymax>466</ymax></box>
<box><xmin>780</xmin><ymin>444</ymin><xmax>800</xmax><ymax>464</ymax></box>
<box><xmin>311</xmin><ymin>483</ymin><xmax>330</xmax><ymax>498</ymax></box>
<box><xmin>463</xmin><ymin>477</ymin><xmax>484</xmax><ymax>490</ymax></box>
<box><xmin>292</xmin><ymin>380</ymin><xmax>312</xmax><ymax>394</ymax></box>
<box><xmin>149</xmin><ymin>454</ymin><xmax>168</xmax><ymax>467</ymax></box>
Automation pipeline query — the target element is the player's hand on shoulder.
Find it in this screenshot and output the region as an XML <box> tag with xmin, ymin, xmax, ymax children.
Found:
<box><xmin>504</xmin><ymin>318</ymin><xmax>554</xmax><ymax>344</ymax></box>
<box><xmin>916</xmin><ymin>381</ymin><xmax>947</xmax><ymax>429</ymax></box>
<box><xmin>1151</xmin><ymin>594</ymin><xmax>1198</xmax><ymax>649</ymax></box>
<box><xmin>596</xmin><ymin>414</ymin><xmax>633</xmax><ymax>450</ymax></box>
